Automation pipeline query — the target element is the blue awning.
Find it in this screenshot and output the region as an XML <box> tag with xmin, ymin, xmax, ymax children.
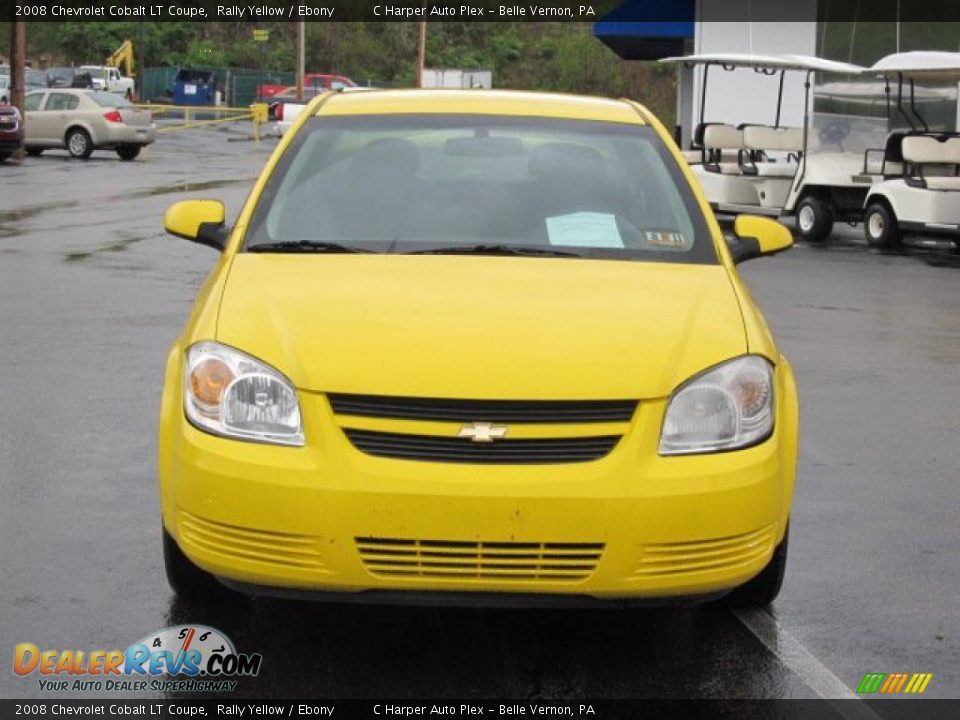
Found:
<box><xmin>594</xmin><ymin>0</ymin><xmax>695</xmax><ymax>60</ymax></box>
<box><xmin>594</xmin><ymin>22</ymin><xmax>695</xmax><ymax>39</ymax></box>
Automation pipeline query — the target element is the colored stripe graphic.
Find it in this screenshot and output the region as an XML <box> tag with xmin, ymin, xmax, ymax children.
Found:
<box><xmin>904</xmin><ymin>673</ymin><xmax>933</xmax><ymax>694</ymax></box>
<box><xmin>857</xmin><ymin>672</ymin><xmax>932</xmax><ymax>694</ymax></box>
<box><xmin>857</xmin><ymin>673</ymin><xmax>885</xmax><ymax>693</ymax></box>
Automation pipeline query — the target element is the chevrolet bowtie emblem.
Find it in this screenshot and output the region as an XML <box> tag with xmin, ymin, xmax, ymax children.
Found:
<box><xmin>457</xmin><ymin>422</ymin><xmax>508</xmax><ymax>443</ymax></box>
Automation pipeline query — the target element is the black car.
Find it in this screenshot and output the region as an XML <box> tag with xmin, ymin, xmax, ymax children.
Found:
<box><xmin>46</xmin><ymin>66</ymin><xmax>94</xmax><ymax>89</ymax></box>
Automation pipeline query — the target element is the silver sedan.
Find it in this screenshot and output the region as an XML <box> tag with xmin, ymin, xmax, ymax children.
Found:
<box><xmin>24</xmin><ymin>89</ymin><xmax>155</xmax><ymax>160</ymax></box>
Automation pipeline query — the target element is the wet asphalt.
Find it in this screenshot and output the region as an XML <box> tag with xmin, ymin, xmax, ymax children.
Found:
<box><xmin>0</xmin><ymin>124</ymin><xmax>958</xmax><ymax>704</ymax></box>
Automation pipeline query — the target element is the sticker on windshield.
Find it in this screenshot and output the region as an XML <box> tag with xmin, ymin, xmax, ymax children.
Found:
<box><xmin>643</xmin><ymin>230</ymin><xmax>691</xmax><ymax>251</ymax></box>
<box><xmin>545</xmin><ymin>212</ymin><xmax>625</xmax><ymax>249</ymax></box>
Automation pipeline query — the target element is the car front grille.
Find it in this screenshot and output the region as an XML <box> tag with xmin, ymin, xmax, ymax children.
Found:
<box><xmin>633</xmin><ymin>525</ymin><xmax>777</xmax><ymax>579</ymax></box>
<box><xmin>330</xmin><ymin>393</ymin><xmax>635</xmax><ymax>464</ymax></box>
<box><xmin>328</xmin><ymin>393</ymin><xmax>637</xmax><ymax>423</ymax></box>
<box><xmin>178</xmin><ymin>511</ymin><xmax>328</xmax><ymax>572</ymax></box>
<box><xmin>356</xmin><ymin>537</ymin><xmax>604</xmax><ymax>581</ymax></box>
<box><xmin>343</xmin><ymin>428</ymin><xmax>619</xmax><ymax>464</ymax></box>
<box><xmin>0</xmin><ymin>120</ymin><xmax>18</xmax><ymax>132</ymax></box>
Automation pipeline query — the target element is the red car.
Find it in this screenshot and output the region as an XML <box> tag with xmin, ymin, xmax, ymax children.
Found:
<box><xmin>0</xmin><ymin>105</ymin><xmax>23</xmax><ymax>162</ymax></box>
<box><xmin>257</xmin><ymin>73</ymin><xmax>355</xmax><ymax>98</ymax></box>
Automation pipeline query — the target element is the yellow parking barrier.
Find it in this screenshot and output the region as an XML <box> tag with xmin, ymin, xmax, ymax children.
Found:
<box><xmin>135</xmin><ymin>103</ymin><xmax>270</xmax><ymax>140</ymax></box>
<box><xmin>250</xmin><ymin>103</ymin><xmax>269</xmax><ymax>144</ymax></box>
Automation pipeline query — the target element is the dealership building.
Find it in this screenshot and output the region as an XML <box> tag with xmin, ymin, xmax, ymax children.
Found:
<box><xmin>595</xmin><ymin>0</ymin><xmax>960</xmax><ymax>147</ymax></box>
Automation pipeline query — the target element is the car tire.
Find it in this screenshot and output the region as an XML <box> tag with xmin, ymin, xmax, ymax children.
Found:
<box><xmin>163</xmin><ymin>528</ymin><xmax>243</xmax><ymax>603</ymax></box>
<box><xmin>795</xmin><ymin>196</ymin><xmax>834</xmax><ymax>243</ymax></box>
<box><xmin>26</xmin><ymin>147</ymin><xmax>43</xmax><ymax>157</ymax></box>
<box><xmin>0</xmin><ymin>152</ymin><xmax>10</xmax><ymax>163</ymax></box>
<box><xmin>66</xmin><ymin>127</ymin><xmax>93</xmax><ymax>159</ymax></box>
<box><xmin>116</xmin><ymin>145</ymin><xmax>141</xmax><ymax>161</ymax></box>
<box><xmin>864</xmin><ymin>202</ymin><xmax>901</xmax><ymax>249</ymax></box>
<box><xmin>726</xmin><ymin>526</ymin><xmax>789</xmax><ymax>608</ymax></box>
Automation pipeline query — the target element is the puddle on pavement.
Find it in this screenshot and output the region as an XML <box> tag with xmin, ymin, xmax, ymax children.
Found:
<box><xmin>64</xmin><ymin>232</ymin><xmax>157</xmax><ymax>263</ymax></box>
<box><xmin>0</xmin><ymin>201</ymin><xmax>82</xmax><ymax>225</ymax></box>
<box><xmin>125</xmin><ymin>178</ymin><xmax>254</xmax><ymax>199</ymax></box>
<box><xmin>795</xmin><ymin>303</ymin><xmax>865</xmax><ymax>313</ymax></box>
<box><xmin>3</xmin><ymin>179</ymin><xmax>252</xmax><ymax>240</ymax></box>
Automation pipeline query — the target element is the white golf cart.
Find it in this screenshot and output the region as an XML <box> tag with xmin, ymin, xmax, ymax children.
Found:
<box><xmin>661</xmin><ymin>53</ymin><xmax>868</xmax><ymax>243</ymax></box>
<box><xmin>861</xmin><ymin>52</ymin><xmax>960</xmax><ymax>248</ymax></box>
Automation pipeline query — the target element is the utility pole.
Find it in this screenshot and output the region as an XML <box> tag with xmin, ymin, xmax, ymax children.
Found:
<box><xmin>416</xmin><ymin>21</ymin><xmax>427</xmax><ymax>88</ymax></box>
<box><xmin>295</xmin><ymin>21</ymin><xmax>305</xmax><ymax>102</ymax></box>
<box><xmin>9</xmin><ymin>21</ymin><xmax>26</xmax><ymax>160</ymax></box>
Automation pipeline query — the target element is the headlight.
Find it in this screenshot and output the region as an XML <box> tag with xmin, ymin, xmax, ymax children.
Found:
<box><xmin>659</xmin><ymin>355</ymin><xmax>774</xmax><ymax>455</ymax></box>
<box><xmin>184</xmin><ymin>341</ymin><xmax>304</xmax><ymax>446</ymax></box>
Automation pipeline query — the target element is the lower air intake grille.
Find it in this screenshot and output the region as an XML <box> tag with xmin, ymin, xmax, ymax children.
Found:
<box><xmin>178</xmin><ymin>512</ymin><xmax>327</xmax><ymax>571</ymax></box>
<box><xmin>356</xmin><ymin>537</ymin><xmax>604</xmax><ymax>581</ymax></box>
<box><xmin>634</xmin><ymin>525</ymin><xmax>777</xmax><ymax>579</ymax></box>
<box><xmin>343</xmin><ymin>429</ymin><xmax>619</xmax><ymax>464</ymax></box>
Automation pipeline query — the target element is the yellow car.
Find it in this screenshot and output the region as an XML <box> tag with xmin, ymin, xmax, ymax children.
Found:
<box><xmin>159</xmin><ymin>90</ymin><xmax>798</xmax><ymax>608</ymax></box>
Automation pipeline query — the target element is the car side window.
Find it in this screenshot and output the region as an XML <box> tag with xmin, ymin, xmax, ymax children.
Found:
<box><xmin>46</xmin><ymin>93</ymin><xmax>79</xmax><ymax>111</ymax></box>
<box><xmin>25</xmin><ymin>93</ymin><xmax>44</xmax><ymax>112</ymax></box>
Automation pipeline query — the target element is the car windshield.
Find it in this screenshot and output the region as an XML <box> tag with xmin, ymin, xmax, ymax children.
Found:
<box><xmin>245</xmin><ymin>114</ymin><xmax>715</xmax><ymax>264</ymax></box>
<box><xmin>89</xmin><ymin>91</ymin><xmax>130</xmax><ymax>108</ymax></box>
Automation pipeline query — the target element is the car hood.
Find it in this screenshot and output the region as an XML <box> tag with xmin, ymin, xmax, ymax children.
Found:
<box><xmin>216</xmin><ymin>255</ymin><xmax>746</xmax><ymax>399</ymax></box>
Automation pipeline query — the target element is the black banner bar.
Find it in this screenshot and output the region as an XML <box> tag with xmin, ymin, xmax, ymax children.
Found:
<box><xmin>4</xmin><ymin>0</ymin><xmax>960</xmax><ymax>23</ymax></box>
<box><xmin>2</xmin><ymin>700</ymin><xmax>960</xmax><ymax>720</ymax></box>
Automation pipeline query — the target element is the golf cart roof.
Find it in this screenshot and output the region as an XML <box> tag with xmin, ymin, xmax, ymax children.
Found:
<box><xmin>869</xmin><ymin>52</ymin><xmax>960</xmax><ymax>81</ymax></box>
<box><xmin>659</xmin><ymin>53</ymin><xmax>863</xmax><ymax>74</ymax></box>
<box><xmin>816</xmin><ymin>80</ymin><xmax>954</xmax><ymax>101</ymax></box>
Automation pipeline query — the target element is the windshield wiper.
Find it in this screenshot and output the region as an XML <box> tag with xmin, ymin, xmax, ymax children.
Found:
<box><xmin>406</xmin><ymin>244</ymin><xmax>582</xmax><ymax>258</ymax></box>
<box><xmin>248</xmin><ymin>240</ymin><xmax>372</xmax><ymax>254</ymax></box>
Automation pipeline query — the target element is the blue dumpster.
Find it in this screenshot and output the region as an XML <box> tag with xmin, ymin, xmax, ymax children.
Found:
<box><xmin>172</xmin><ymin>69</ymin><xmax>217</xmax><ymax>106</ymax></box>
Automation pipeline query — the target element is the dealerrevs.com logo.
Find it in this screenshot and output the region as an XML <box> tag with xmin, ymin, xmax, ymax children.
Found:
<box><xmin>13</xmin><ymin>625</ymin><xmax>262</xmax><ymax>693</ymax></box>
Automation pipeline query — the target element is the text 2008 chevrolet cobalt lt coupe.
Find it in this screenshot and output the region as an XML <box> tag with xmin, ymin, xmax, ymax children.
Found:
<box><xmin>159</xmin><ymin>90</ymin><xmax>798</xmax><ymax>608</ymax></box>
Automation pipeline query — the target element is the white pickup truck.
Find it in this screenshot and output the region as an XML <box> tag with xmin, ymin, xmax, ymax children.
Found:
<box><xmin>78</xmin><ymin>66</ymin><xmax>135</xmax><ymax>98</ymax></box>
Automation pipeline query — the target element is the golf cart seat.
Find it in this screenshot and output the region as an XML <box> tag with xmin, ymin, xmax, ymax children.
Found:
<box><xmin>682</xmin><ymin>123</ymin><xmax>729</xmax><ymax>165</ymax></box>
<box><xmin>741</xmin><ymin>126</ymin><xmax>803</xmax><ymax>177</ymax></box>
<box><xmin>863</xmin><ymin>131</ymin><xmax>907</xmax><ymax>177</ymax></box>
<box><xmin>701</xmin><ymin>124</ymin><xmax>745</xmax><ymax>175</ymax></box>
<box><xmin>902</xmin><ymin>135</ymin><xmax>960</xmax><ymax>191</ymax></box>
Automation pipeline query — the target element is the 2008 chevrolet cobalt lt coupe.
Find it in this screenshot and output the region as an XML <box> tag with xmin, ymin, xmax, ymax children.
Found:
<box><xmin>159</xmin><ymin>90</ymin><xmax>798</xmax><ymax>608</ymax></box>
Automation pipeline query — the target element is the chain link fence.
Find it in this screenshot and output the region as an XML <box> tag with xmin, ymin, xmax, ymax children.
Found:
<box><xmin>140</xmin><ymin>67</ymin><xmax>295</xmax><ymax>107</ymax></box>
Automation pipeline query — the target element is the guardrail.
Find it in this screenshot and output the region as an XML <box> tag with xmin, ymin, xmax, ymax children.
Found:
<box><xmin>135</xmin><ymin>103</ymin><xmax>270</xmax><ymax>141</ymax></box>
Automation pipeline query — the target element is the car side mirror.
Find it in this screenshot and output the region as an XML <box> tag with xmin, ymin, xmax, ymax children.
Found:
<box><xmin>164</xmin><ymin>200</ymin><xmax>226</xmax><ymax>251</ymax></box>
<box><xmin>729</xmin><ymin>215</ymin><xmax>793</xmax><ymax>264</ymax></box>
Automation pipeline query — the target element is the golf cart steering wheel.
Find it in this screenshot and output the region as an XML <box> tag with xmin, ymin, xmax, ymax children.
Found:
<box><xmin>818</xmin><ymin>122</ymin><xmax>850</xmax><ymax>150</ymax></box>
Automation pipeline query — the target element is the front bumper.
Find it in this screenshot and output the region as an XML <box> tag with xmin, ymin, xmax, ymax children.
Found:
<box><xmin>0</xmin><ymin>134</ymin><xmax>23</xmax><ymax>152</ymax></box>
<box><xmin>159</xmin><ymin>351</ymin><xmax>797</xmax><ymax>602</ymax></box>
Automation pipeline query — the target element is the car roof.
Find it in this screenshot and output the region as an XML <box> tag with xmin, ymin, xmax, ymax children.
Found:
<box><xmin>27</xmin><ymin>88</ymin><xmax>96</xmax><ymax>95</ymax></box>
<box><xmin>315</xmin><ymin>89</ymin><xmax>646</xmax><ymax>125</ymax></box>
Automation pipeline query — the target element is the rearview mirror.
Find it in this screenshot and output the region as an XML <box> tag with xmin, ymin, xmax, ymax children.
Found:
<box><xmin>164</xmin><ymin>200</ymin><xmax>226</xmax><ymax>251</ymax></box>
<box><xmin>729</xmin><ymin>215</ymin><xmax>793</xmax><ymax>264</ymax></box>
